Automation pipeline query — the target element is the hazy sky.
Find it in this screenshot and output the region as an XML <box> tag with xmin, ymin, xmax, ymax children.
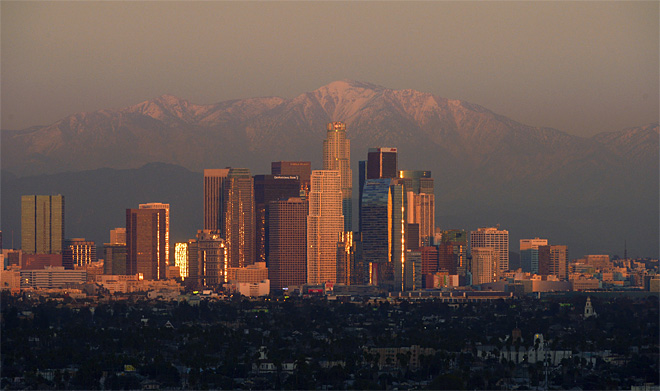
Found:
<box><xmin>2</xmin><ymin>1</ymin><xmax>658</xmax><ymax>136</ymax></box>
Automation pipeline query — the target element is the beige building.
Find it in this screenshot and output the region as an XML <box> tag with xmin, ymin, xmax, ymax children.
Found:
<box><xmin>323</xmin><ymin>122</ymin><xmax>352</xmax><ymax>231</ymax></box>
<box><xmin>307</xmin><ymin>170</ymin><xmax>344</xmax><ymax>284</ymax></box>
<box><xmin>470</xmin><ymin>227</ymin><xmax>509</xmax><ymax>272</ymax></box>
<box><xmin>471</xmin><ymin>247</ymin><xmax>499</xmax><ymax>285</ymax></box>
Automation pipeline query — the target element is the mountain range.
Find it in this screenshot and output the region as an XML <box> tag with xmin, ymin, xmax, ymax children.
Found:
<box><xmin>2</xmin><ymin>80</ymin><xmax>658</xmax><ymax>257</ymax></box>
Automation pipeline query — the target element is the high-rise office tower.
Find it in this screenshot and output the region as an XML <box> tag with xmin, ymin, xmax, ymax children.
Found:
<box><xmin>400</xmin><ymin>170</ymin><xmax>435</xmax><ymax>247</ymax></box>
<box><xmin>307</xmin><ymin>171</ymin><xmax>344</xmax><ymax>284</ymax></box>
<box><xmin>139</xmin><ymin>203</ymin><xmax>170</xmax><ymax>265</ymax></box>
<box><xmin>367</xmin><ymin>147</ymin><xmax>398</xmax><ymax>180</ymax></box>
<box><xmin>406</xmin><ymin>192</ymin><xmax>435</xmax><ymax>247</ymax></box>
<box><xmin>470</xmin><ymin>227</ymin><xmax>509</xmax><ymax>272</ymax></box>
<box><xmin>360</xmin><ymin>178</ymin><xmax>405</xmax><ymax>290</ymax></box>
<box><xmin>126</xmin><ymin>208</ymin><xmax>166</xmax><ymax>280</ymax></box>
<box><xmin>323</xmin><ymin>122</ymin><xmax>352</xmax><ymax>231</ymax></box>
<box><xmin>204</xmin><ymin>168</ymin><xmax>230</xmax><ymax>231</ymax></box>
<box><xmin>268</xmin><ymin>197</ymin><xmax>308</xmax><ymax>291</ymax></box>
<box><xmin>471</xmin><ymin>247</ymin><xmax>499</xmax><ymax>285</ymax></box>
<box><xmin>196</xmin><ymin>230</ymin><xmax>227</xmax><ymax>287</ymax></box>
<box><xmin>271</xmin><ymin>161</ymin><xmax>311</xmax><ymax>195</ymax></box>
<box><xmin>253</xmin><ymin>174</ymin><xmax>300</xmax><ymax>265</ymax></box>
<box><xmin>185</xmin><ymin>239</ymin><xmax>200</xmax><ymax>288</ymax></box>
<box><xmin>538</xmin><ymin>245</ymin><xmax>568</xmax><ymax>280</ymax></box>
<box><xmin>520</xmin><ymin>238</ymin><xmax>548</xmax><ymax>273</ymax></box>
<box><xmin>420</xmin><ymin>246</ymin><xmax>440</xmax><ymax>275</ymax></box>
<box><xmin>63</xmin><ymin>238</ymin><xmax>97</xmax><ymax>269</ymax></box>
<box><xmin>224</xmin><ymin>168</ymin><xmax>255</xmax><ymax>268</ymax></box>
<box><xmin>110</xmin><ymin>228</ymin><xmax>126</xmax><ymax>245</ymax></box>
<box><xmin>21</xmin><ymin>195</ymin><xmax>65</xmax><ymax>255</ymax></box>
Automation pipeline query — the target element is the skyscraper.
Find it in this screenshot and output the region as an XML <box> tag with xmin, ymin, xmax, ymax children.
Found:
<box><xmin>126</xmin><ymin>208</ymin><xmax>166</xmax><ymax>280</ymax></box>
<box><xmin>323</xmin><ymin>122</ymin><xmax>352</xmax><ymax>231</ymax></box>
<box><xmin>253</xmin><ymin>174</ymin><xmax>300</xmax><ymax>265</ymax></box>
<box><xmin>470</xmin><ymin>227</ymin><xmax>509</xmax><ymax>272</ymax></box>
<box><xmin>360</xmin><ymin>178</ymin><xmax>405</xmax><ymax>290</ymax></box>
<box><xmin>21</xmin><ymin>195</ymin><xmax>65</xmax><ymax>255</ymax></box>
<box><xmin>367</xmin><ymin>147</ymin><xmax>398</xmax><ymax>180</ymax></box>
<box><xmin>109</xmin><ymin>228</ymin><xmax>126</xmax><ymax>245</ymax></box>
<box><xmin>400</xmin><ymin>170</ymin><xmax>435</xmax><ymax>247</ymax></box>
<box><xmin>139</xmin><ymin>203</ymin><xmax>170</xmax><ymax>265</ymax></box>
<box><xmin>307</xmin><ymin>171</ymin><xmax>344</xmax><ymax>284</ymax></box>
<box><xmin>204</xmin><ymin>168</ymin><xmax>230</xmax><ymax>231</ymax></box>
<box><xmin>268</xmin><ymin>197</ymin><xmax>308</xmax><ymax>291</ymax></box>
<box><xmin>271</xmin><ymin>161</ymin><xmax>311</xmax><ymax>195</ymax></box>
<box><xmin>224</xmin><ymin>168</ymin><xmax>255</xmax><ymax>268</ymax></box>
<box><xmin>520</xmin><ymin>238</ymin><xmax>548</xmax><ymax>273</ymax></box>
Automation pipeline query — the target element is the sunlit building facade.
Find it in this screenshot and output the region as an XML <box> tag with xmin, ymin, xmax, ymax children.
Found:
<box><xmin>21</xmin><ymin>195</ymin><xmax>65</xmax><ymax>255</ymax></box>
<box><xmin>139</xmin><ymin>203</ymin><xmax>170</xmax><ymax>265</ymax></box>
<box><xmin>224</xmin><ymin>168</ymin><xmax>255</xmax><ymax>268</ymax></box>
<box><xmin>203</xmin><ymin>168</ymin><xmax>230</xmax><ymax>231</ymax></box>
<box><xmin>307</xmin><ymin>171</ymin><xmax>344</xmax><ymax>284</ymax></box>
<box><xmin>323</xmin><ymin>122</ymin><xmax>352</xmax><ymax>231</ymax></box>
<box><xmin>126</xmin><ymin>208</ymin><xmax>166</xmax><ymax>280</ymax></box>
<box><xmin>471</xmin><ymin>247</ymin><xmax>499</xmax><ymax>285</ymax></box>
<box><xmin>520</xmin><ymin>238</ymin><xmax>548</xmax><ymax>273</ymax></box>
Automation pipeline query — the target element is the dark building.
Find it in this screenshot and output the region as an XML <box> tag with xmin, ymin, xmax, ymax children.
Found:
<box><xmin>253</xmin><ymin>174</ymin><xmax>300</xmax><ymax>265</ymax></box>
<box><xmin>203</xmin><ymin>169</ymin><xmax>230</xmax><ymax>232</ymax></box>
<box><xmin>103</xmin><ymin>243</ymin><xmax>127</xmax><ymax>275</ymax></box>
<box><xmin>367</xmin><ymin>147</ymin><xmax>398</xmax><ymax>180</ymax></box>
<box><xmin>268</xmin><ymin>197</ymin><xmax>308</xmax><ymax>291</ymax></box>
<box><xmin>271</xmin><ymin>161</ymin><xmax>311</xmax><ymax>195</ymax></box>
<box><xmin>126</xmin><ymin>208</ymin><xmax>167</xmax><ymax>280</ymax></box>
<box><xmin>421</xmin><ymin>246</ymin><xmax>440</xmax><ymax>275</ymax></box>
<box><xmin>62</xmin><ymin>238</ymin><xmax>97</xmax><ymax>269</ymax></box>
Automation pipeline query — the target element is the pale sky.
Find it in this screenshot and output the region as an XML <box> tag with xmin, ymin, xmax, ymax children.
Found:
<box><xmin>2</xmin><ymin>1</ymin><xmax>658</xmax><ymax>137</ymax></box>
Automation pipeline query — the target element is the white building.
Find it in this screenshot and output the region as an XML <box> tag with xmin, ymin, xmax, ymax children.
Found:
<box><xmin>470</xmin><ymin>227</ymin><xmax>509</xmax><ymax>272</ymax></box>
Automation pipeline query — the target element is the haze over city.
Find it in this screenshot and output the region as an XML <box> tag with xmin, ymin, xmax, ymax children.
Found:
<box><xmin>2</xmin><ymin>1</ymin><xmax>658</xmax><ymax>137</ymax></box>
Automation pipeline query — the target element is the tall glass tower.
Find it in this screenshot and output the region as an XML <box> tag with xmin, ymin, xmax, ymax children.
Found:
<box><xmin>323</xmin><ymin>122</ymin><xmax>352</xmax><ymax>231</ymax></box>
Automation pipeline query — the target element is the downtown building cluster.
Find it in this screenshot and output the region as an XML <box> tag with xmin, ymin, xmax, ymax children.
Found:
<box><xmin>4</xmin><ymin>122</ymin><xmax>658</xmax><ymax>294</ymax></box>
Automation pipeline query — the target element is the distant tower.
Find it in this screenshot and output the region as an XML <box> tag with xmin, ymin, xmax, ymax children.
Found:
<box><xmin>139</xmin><ymin>203</ymin><xmax>170</xmax><ymax>265</ymax></box>
<box><xmin>269</xmin><ymin>197</ymin><xmax>308</xmax><ymax>291</ymax></box>
<box><xmin>204</xmin><ymin>168</ymin><xmax>230</xmax><ymax>231</ymax></box>
<box><xmin>126</xmin><ymin>208</ymin><xmax>167</xmax><ymax>280</ymax></box>
<box><xmin>21</xmin><ymin>195</ymin><xmax>65</xmax><ymax>255</ymax></box>
<box><xmin>538</xmin><ymin>245</ymin><xmax>568</xmax><ymax>280</ymax></box>
<box><xmin>323</xmin><ymin>122</ymin><xmax>352</xmax><ymax>231</ymax></box>
<box><xmin>224</xmin><ymin>168</ymin><xmax>255</xmax><ymax>268</ymax></box>
<box><xmin>307</xmin><ymin>171</ymin><xmax>344</xmax><ymax>284</ymax></box>
<box><xmin>470</xmin><ymin>227</ymin><xmax>509</xmax><ymax>272</ymax></box>
<box><xmin>584</xmin><ymin>297</ymin><xmax>597</xmax><ymax>318</ymax></box>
